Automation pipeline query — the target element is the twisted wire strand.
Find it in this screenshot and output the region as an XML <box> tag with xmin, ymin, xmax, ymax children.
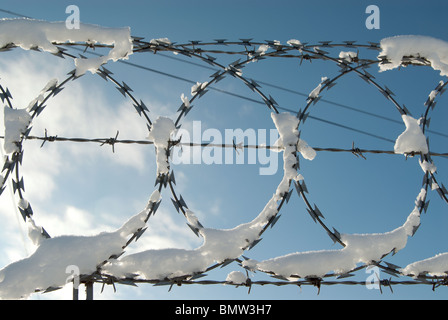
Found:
<box><xmin>6</xmin><ymin>134</ymin><xmax>448</xmax><ymax>158</ymax></box>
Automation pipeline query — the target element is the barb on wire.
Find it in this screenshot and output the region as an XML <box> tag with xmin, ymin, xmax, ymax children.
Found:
<box><xmin>99</xmin><ymin>130</ymin><xmax>120</xmax><ymax>153</ymax></box>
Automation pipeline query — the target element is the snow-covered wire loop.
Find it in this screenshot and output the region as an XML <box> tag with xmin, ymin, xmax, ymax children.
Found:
<box><xmin>0</xmin><ymin>27</ymin><xmax>165</xmax><ymax>297</ymax></box>
<box><xmin>420</xmin><ymin>80</ymin><xmax>448</xmax><ymax>205</ymax></box>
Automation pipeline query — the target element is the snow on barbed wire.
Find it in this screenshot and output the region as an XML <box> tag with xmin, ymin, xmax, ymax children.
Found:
<box><xmin>401</xmin><ymin>252</ymin><xmax>448</xmax><ymax>277</ymax></box>
<box><xmin>0</xmin><ymin>18</ymin><xmax>133</xmax><ymax>76</ymax></box>
<box><xmin>287</xmin><ymin>39</ymin><xmax>302</xmax><ymax>48</ymax></box>
<box><xmin>3</xmin><ymin>107</ymin><xmax>31</xmax><ymax>154</ymax></box>
<box><xmin>146</xmin><ymin>116</ymin><xmax>177</xmax><ymax>176</ymax></box>
<box><xmin>225</xmin><ymin>271</ymin><xmax>248</xmax><ymax>285</ymax></box>
<box><xmin>394</xmin><ymin>115</ymin><xmax>429</xmax><ymax>155</ymax></box>
<box><xmin>308</xmin><ymin>77</ymin><xmax>329</xmax><ymax>102</ymax></box>
<box><xmin>191</xmin><ymin>82</ymin><xmax>208</xmax><ymax>96</ymax></box>
<box><xmin>0</xmin><ymin>199</ymin><xmax>157</xmax><ymax>300</ymax></box>
<box><xmin>271</xmin><ymin>112</ymin><xmax>316</xmax><ymax>161</ymax></box>
<box><xmin>180</xmin><ymin>93</ymin><xmax>191</xmax><ymax>110</ymax></box>
<box><xmin>3</xmin><ymin>78</ymin><xmax>61</xmax><ymax>155</ymax></box>
<box><xmin>379</xmin><ymin>35</ymin><xmax>448</xmax><ymax>77</ymax></box>
<box><xmin>149</xmin><ymin>38</ymin><xmax>172</xmax><ymax>46</ymax></box>
<box><xmin>339</xmin><ymin>51</ymin><xmax>358</xmax><ymax>63</ymax></box>
<box><xmin>242</xmin><ymin>191</ymin><xmax>423</xmax><ymax>279</ymax></box>
<box><xmin>419</xmin><ymin>159</ymin><xmax>437</xmax><ymax>174</ymax></box>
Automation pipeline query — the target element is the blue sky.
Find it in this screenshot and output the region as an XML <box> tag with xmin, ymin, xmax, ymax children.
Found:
<box><xmin>0</xmin><ymin>0</ymin><xmax>447</xmax><ymax>300</ymax></box>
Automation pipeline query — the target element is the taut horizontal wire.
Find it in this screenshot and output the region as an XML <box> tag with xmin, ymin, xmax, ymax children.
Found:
<box><xmin>4</xmin><ymin>134</ymin><xmax>447</xmax><ymax>158</ymax></box>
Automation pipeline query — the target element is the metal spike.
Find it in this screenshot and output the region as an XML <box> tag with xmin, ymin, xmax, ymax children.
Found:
<box><xmin>318</xmin><ymin>41</ymin><xmax>333</xmax><ymax>47</ymax></box>
<box><xmin>35</xmin><ymin>104</ymin><xmax>46</xmax><ymax>117</ymax></box>
<box><xmin>1</xmin><ymin>158</ymin><xmax>14</xmax><ymax>172</ymax></box>
<box><xmin>358</xmin><ymin>73</ymin><xmax>371</xmax><ymax>84</ymax></box>
<box><xmin>367</xmin><ymin>42</ymin><xmax>380</xmax><ymax>49</ymax></box>
<box><xmin>250</xmin><ymin>79</ymin><xmax>260</xmax><ymax>88</ymax></box>
<box><xmin>187</xmin><ymin>223</ymin><xmax>200</xmax><ymax>237</ymax></box>
<box><xmin>100</xmin><ymin>66</ymin><xmax>113</xmax><ymax>76</ymax></box>
<box><xmin>327</xmin><ymin>230</ymin><xmax>340</xmax><ymax>244</ymax></box>
<box><xmin>12</xmin><ymin>177</ymin><xmax>24</xmax><ymax>193</ymax></box>
<box><xmin>29</xmin><ymin>102</ymin><xmax>39</xmax><ymax>113</ymax></box>
<box><xmin>312</xmin><ymin>96</ymin><xmax>322</xmax><ymax>105</ymax></box>
<box><xmin>337</xmin><ymin>273</ymin><xmax>355</xmax><ymax>279</ymax></box>
<box><xmin>134</xmin><ymin>227</ymin><xmax>147</xmax><ymax>242</ymax></box>
<box><xmin>306</xmin><ymin>208</ymin><xmax>317</xmax><ymax>223</ymax></box>
<box><xmin>285</xmin><ymin>190</ymin><xmax>293</xmax><ymax>203</ymax></box>
<box><xmin>402</xmin><ymin>105</ymin><xmax>412</xmax><ymax>116</ymax></box>
<box><xmin>423</xmin><ymin>200</ymin><xmax>430</xmax><ymax>213</ymax></box>
<box><xmin>332</xmin><ymin>228</ymin><xmax>342</xmax><ymax>241</ymax></box>
<box><xmin>343</xmin><ymin>40</ymin><xmax>357</xmax><ymax>47</ymax></box>
<box><xmin>41</xmin><ymin>227</ymin><xmax>51</xmax><ymax>239</ymax></box>
<box><xmin>117</xmin><ymin>279</ymin><xmax>138</xmax><ymax>287</ymax></box>
<box><xmin>441</xmin><ymin>183</ymin><xmax>448</xmax><ymax>195</ymax></box>
<box><xmin>122</xmin><ymin>82</ymin><xmax>133</xmax><ymax>93</ymax></box>
<box><xmin>18</xmin><ymin>206</ymin><xmax>29</xmax><ymax>221</ymax></box>
<box><xmin>268</xmin><ymin>95</ymin><xmax>278</xmax><ymax>106</ymax></box>
<box><xmin>189</xmin><ymin>273</ymin><xmax>208</xmax><ymax>280</ymax></box>
<box><xmin>178</xmin><ymin>195</ymin><xmax>188</xmax><ymax>209</ymax></box>
<box><xmin>151</xmin><ymin>200</ymin><xmax>161</xmax><ymax>213</ymax></box>
<box><xmin>314</xmin><ymin>47</ymin><xmax>329</xmax><ymax>55</ymax></box>
<box><xmin>239</xmin><ymin>38</ymin><xmax>253</xmax><ymax>45</ymax></box>
<box><xmin>382</xmin><ymin>268</ymin><xmax>400</xmax><ymax>277</ymax></box>
<box><xmin>384</xmin><ymin>261</ymin><xmax>401</xmax><ymax>270</ymax></box>
<box><xmin>270</xmin><ymin>215</ymin><xmax>281</xmax><ymax>228</ymax></box>
<box><xmin>214</xmin><ymin>39</ymin><xmax>228</xmax><ymax>44</ymax></box>
<box><xmin>139</xmin><ymin>100</ymin><xmax>149</xmax><ymax>112</ymax></box>
<box><xmin>51</xmin><ymin>86</ymin><xmax>64</xmax><ymax>97</ymax></box>
<box><xmin>153</xmin><ymin>280</ymin><xmax>172</xmax><ymax>287</ymax></box>
<box><xmin>205</xmin><ymin>54</ymin><xmax>216</xmax><ymax>62</ymax></box>
<box><xmin>133</xmin><ymin>103</ymin><xmax>143</xmax><ymax>116</ymax></box>
<box><xmin>249</xmin><ymin>238</ymin><xmax>262</xmax><ymax>250</ymax></box>
<box><xmin>171</xmin><ymin>197</ymin><xmax>181</xmax><ymax>213</ymax></box>
<box><xmin>313</xmin><ymin>204</ymin><xmax>325</xmax><ymax>219</ymax></box>
<box><xmin>411</xmin><ymin>223</ymin><xmax>421</xmax><ymax>236</ymax></box>
<box><xmin>116</xmin><ymin>86</ymin><xmax>126</xmax><ymax>97</ymax></box>
<box><xmin>169</xmin><ymin>171</ymin><xmax>176</xmax><ymax>185</ymax></box>
<box><xmin>230</xmin><ymin>58</ymin><xmax>241</xmax><ymax>67</ymax></box>
<box><xmin>300</xmin><ymin>181</ymin><xmax>308</xmax><ymax>193</ymax></box>
<box><xmin>43</xmin><ymin>286</ymin><xmax>62</xmax><ymax>293</ymax></box>
<box><xmin>271</xmin><ymin>274</ymin><xmax>289</xmax><ymax>281</ymax></box>
<box><xmin>326</xmin><ymin>82</ymin><xmax>337</xmax><ymax>90</ymax></box>
<box><xmin>244</xmin><ymin>81</ymin><xmax>256</xmax><ymax>92</ymax></box>
<box><xmin>436</xmin><ymin>187</ymin><xmax>446</xmax><ymax>200</ymax></box>
<box><xmin>109</xmin><ymin>252</ymin><xmax>125</xmax><ymax>260</ymax></box>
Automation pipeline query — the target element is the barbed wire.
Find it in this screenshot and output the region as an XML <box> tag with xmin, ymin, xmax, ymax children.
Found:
<box><xmin>4</xmin><ymin>133</ymin><xmax>448</xmax><ymax>158</ymax></box>
<box><xmin>0</xmin><ymin>26</ymin><xmax>447</xmax><ymax>300</ymax></box>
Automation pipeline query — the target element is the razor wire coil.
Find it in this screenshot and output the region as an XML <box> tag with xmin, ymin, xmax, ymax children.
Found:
<box><xmin>0</xmin><ymin>32</ymin><xmax>447</xmax><ymax>298</ymax></box>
